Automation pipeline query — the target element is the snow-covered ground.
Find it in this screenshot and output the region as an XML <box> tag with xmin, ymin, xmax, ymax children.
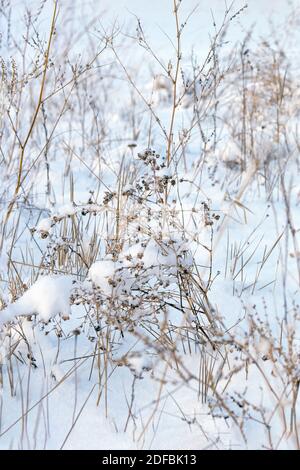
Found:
<box><xmin>0</xmin><ymin>0</ymin><xmax>300</xmax><ymax>450</ymax></box>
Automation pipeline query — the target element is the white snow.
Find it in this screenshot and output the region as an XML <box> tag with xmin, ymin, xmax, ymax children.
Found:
<box><xmin>1</xmin><ymin>0</ymin><xmax>299</xmax><ymax>452</ymax></box>
<box><xmin>0</xmin><ymin>275</ymin><xmax>74</xmax><ymax>326</ymax></box>
<box><xmin>88</xmin><ymin>258</ymin><xmax>119</xmax><ymax>294</ymax></box>
<box><xmin>35</xmin><ymin>217</ymin><xmax>53</xmax><ymax>235</ymax></box>
<box><xmin>52</xmin><ymin>203</ymin><xmax>77</xmax><ymax>218</ymax></box>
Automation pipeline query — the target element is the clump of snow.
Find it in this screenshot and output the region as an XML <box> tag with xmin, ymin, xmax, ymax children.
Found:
<box><xmin>88</xmin><ymin>255</ymin><xmax>135</xmax><ymax>297</ymax></box>
<box><xmin>143</xmin><ymin>240</ymin><xmax>176</xmax><ymax>271</ymax></box>
<box><xmin>52</xmin><ymin>203</ymin><xmax>77</xmax><ymax>218</ymax></box>
<box><xmin>88</xmin><ymin>257</ymin><xmax>120</xmax><ymax>294</ymax></box>
<box><xmin>155</xmin><ymin>167</ymin><xmax>173</xmax><ymax>178</ymax></box>
<box><xmin>35</xmin><ymin>217</ymin><xmax>53</xmax><ymax>238</ymax></box>
<box><xmin>121</xmin><ymin>238</ymin><xmax>192</xmax><ymax>273</ymax></box>
<box><xmin>36</xmin><ymin>217</ymin><xmax>52</xmax><ymax>232</ymax></box>
<box><xmin>127</xmin><ymin>353</ymin><xmax>153</xmax><ymax>378</ymax></box>
<box><xmin>0</xmin><ymin>275</ymin><xmax>74</xmax><ymax>327</ymax></box>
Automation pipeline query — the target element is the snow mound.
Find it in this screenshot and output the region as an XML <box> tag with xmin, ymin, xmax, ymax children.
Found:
<box><xmin>88</xmin><ymin>258</ymin><xmax>120</xmax><ymax>294</ymax></box>
<box><xmin>0</xmin><ymin>275</ymin><xmax>74</xmax><ymax>327</ymax></box>
<box><xmin>35</xmin><ymin>217</ymin><xmax>53</xmax><ymax>238</ymax></box>
<box><xmin>88</xmin><ymin>256</ymin><xmax>135</xmax><ymax>296</ymax></box>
